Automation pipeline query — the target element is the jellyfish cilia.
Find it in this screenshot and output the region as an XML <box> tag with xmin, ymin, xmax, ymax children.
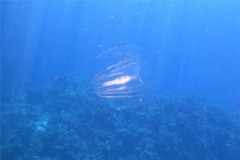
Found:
<box><xmin>92</xmin><ymin>44</ymin><xmax>152</xmax><ymax>110</ymax></box>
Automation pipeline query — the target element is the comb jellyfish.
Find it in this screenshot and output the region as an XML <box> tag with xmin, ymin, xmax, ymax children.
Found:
<box><xmin>92</xmin><ymin>44</ymin><xmax>153</xmax><ymax>110</ymax></box>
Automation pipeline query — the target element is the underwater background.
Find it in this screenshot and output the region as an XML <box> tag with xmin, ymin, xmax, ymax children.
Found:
<box><xmin>1</xmin><ymin>1</ymin><xmax>240</xmax><ymax>160</ymax></box>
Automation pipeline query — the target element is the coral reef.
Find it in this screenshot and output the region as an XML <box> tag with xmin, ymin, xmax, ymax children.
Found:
<box><xmin>1</xmin><ymin>77</ymin><xmax>240</xmax><ymax>160</ymax></box>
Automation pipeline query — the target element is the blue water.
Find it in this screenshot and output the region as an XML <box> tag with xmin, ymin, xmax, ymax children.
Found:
<box><xmin>1</xmin><ymin>1</ymin><xmax>240</xmax><ymax>160</ymax></box>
